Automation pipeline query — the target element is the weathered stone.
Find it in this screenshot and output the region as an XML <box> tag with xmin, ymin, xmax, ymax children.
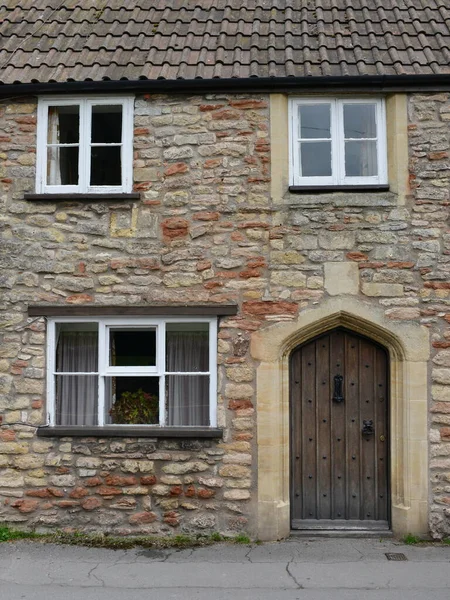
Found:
<box><xmin>162</xmin><ymin>462</ymin><xmax>209</xmax><ymax>475</ymax></box>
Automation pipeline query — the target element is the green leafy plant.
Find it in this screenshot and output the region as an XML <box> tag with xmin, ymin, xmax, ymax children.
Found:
<box><xmin>0</xmin><ymin>526</ymin><xmax>39</xmax><ymax>542</ymax></box>
<box><xmin>233</xmin><ymin>534</ymin><xmax>251</xmax><ymax>544</ymax></box>
<box><xmin>109</xmin><ymin>388</ymin><xmax>159</xmax><ymax>425</ymax></box>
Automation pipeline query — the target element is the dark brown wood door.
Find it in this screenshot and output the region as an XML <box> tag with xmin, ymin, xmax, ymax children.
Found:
<box><xmin>291</xmin><ymin>328</ymin><xmax>389</xmax><ymax>531</ymax></box>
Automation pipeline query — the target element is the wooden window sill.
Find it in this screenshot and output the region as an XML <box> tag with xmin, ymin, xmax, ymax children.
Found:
<box><xmin>24</xmin><ymin>193</ymin><xmax>141</xmax><ymax>201</ymax></box>
<box><xmin>37</xmin><ymin>426</ymin><xmax>223</xmax><ymax>438</ymax></box>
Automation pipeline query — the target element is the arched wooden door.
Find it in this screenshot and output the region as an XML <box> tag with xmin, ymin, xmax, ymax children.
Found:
<box><xmin>290</xmin><ymin>328</ymin><xmax>390</xmax><ymax>531</ymax></box>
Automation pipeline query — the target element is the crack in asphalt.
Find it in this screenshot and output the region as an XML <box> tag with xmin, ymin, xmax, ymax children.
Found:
<box><xmin>88</xmin><ymin>563</ymin><xmax>105</xmax><ymax>587</ymax></box>
<box><xmin>285</xmin><ymin>561</ymin><xmax>304</xmax><ymax>589</ymax></box>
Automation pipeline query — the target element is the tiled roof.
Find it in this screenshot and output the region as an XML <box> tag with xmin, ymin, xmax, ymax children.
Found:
<box><xmin>0</xmin><ymin>0</ymin><xmax>449</xmax><ymax>85</ymax></box>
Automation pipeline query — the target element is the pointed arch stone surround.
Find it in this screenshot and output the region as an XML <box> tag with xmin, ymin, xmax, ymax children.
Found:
<box><xmin>251</xmin><ymin>297</ymin><xmax>430</xmax><ymax>541</ymax></box>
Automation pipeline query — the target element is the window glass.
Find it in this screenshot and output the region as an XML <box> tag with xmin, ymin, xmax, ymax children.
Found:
<box><xmin>300</xmin><ymin>141</ymin><xmax>332</xmax><ymax>177</ymax></box>
<box><xmin>47</xmin><ymin>105</ymin><xmax>79</xmax><ymax>144</ymax></box>
<box><xmin>47</xmin><ymin>146</ymin><xmax>79</xmax><ymax>185</ymax></box>
<box><xmin>299</xmin><ymin>104</ymin><xmax>331</xmax><ymax>139</ymax></box>
<box><xmin>90</xmin><ymin>146</ymin><xmax>122</xmax><ymax>186</ymax></box>
<box><xmin>343</xmin><ymin>104</ymin><xmax>376</xmax><ymax>139</ymax></box>
<box><xmin>56</xmin><ymin>323</ymin><xmax>98</xmax><ymax>372</ymax></box>
<box><xmin>109</xmin><ymin>328</ymin><xmax>156</xmax><ymax>367</ymax></box>
<box><xmin>166</xmin><ymin>375</ymin><xmax>209</xmax><ymax>426</ymax></box>
<box><xmin>345</xmin><ymin>140</ymin><xmax>378</xmax><ymax>177</ymax></box>
<box><xmin>105</xmin><ymin>376</ymin><xmax>159</xmax><ymax>425</ymax></box>
<box><xmin>55</xmin><ymin>375</ymin><xmax>98</xmax><ymax>426</ymax></box>
<box><xmin>91</xmin><ymin>105</ymin><xmax>122</xmax><ymax>143</ymax></box>
<box><xmin>166</xmin><ymin>323</ymin><xmax>209</xmax><ymax>373</ymax></box>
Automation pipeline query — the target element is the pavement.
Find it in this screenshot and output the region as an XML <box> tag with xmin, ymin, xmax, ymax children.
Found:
<box><xmin>0</xmin><ymin>536</ymin><xmax>449</xmax><ymax>600</ymax></box>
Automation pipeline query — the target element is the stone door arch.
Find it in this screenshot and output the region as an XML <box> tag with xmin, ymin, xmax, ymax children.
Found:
<box><xmin>251</xmin><ymin>298</ymin><xmax>429</xmax><ymax>541</ymax></box>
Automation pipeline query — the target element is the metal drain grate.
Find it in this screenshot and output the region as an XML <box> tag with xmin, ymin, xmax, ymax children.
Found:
<box><xmin>385</xmin><ymin>553</ymin><xmax>408</xmax><ymax>561</ymax></box>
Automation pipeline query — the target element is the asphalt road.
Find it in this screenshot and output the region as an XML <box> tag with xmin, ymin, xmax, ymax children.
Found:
<box><xmin>0</xmin><ymin>537</ymin><xmax>449</xmax><ymax>599</ymax></box>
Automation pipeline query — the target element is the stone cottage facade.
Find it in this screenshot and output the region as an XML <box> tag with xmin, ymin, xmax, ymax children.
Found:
<box><xmin>0</xmin><ymin>2</ymin><xmax>449</xmax><ymax>540</ymax></box>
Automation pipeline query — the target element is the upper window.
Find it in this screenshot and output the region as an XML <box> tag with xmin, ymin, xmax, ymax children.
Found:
<box><xmin>36</xmin><ymin>97</ymin><xmax>134</xmax><ymax>193</ymax></box>
<box><xmin>46</xmin><ymin>317</ymin><xmax>217</xmax><ymax>428</ymax></box>
<box><xmin>289</xmin><ymin>98</ymin><xmax>387</xmax><ymax>187</ymax></box>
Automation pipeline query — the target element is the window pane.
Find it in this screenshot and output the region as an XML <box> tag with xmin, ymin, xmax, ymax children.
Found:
<box><xmin>90</xmin><ymin>146</ymin><xmax>122</xmax><ymax>186</ymax></box>
<box><xmin>345</xmin><ymin>140</ymin><xmax>378</xmax><ymax>177</ymax></box>
<box><xmin>299</xmin><ymin>104</ymin><xmax>331</xmax><ymax>139</ymax></box>
<box><xmin>56</xmin><ymin>324</ymin><xmax>98</xmax><ymax>373</ymax></box>
<box><xmin>300</xmin><ymin>141</ymin><xmax>332</xmax><ymax>177</ymax></box>
<box><xmin>166</xmin><ymin>375</ymin><xmax>209</xmax><ymax>426</ymax></box>
<box><xmin>91</xmin><ymin>105</ymin><xmax>122</xmax><ymax>143</ymax></box>
<box><xmin>47</xmin><ymin>105</ymin><xmax>79</xmax><ymax>144</ymax></box>
<box><xmin>105</xmin><ymin>376</ymin><xmax>159</xmax><ymax>425</ymax></box>
<box><xmin>47</xmin><ymin>146</ymin><xmax>79</xmax><ymax>185</ymax></box>
<box><xmin>109</xmin><ymin>329</ymin><xmax>156</xmax><ymax>367</ymax></box>
<box><xmin>55</xmin><ymin>375</ymin><xmax>98</xmax><ymax>425</ymax></box>
<box><xmin>166</xmin><ymin>323</ymin><xmax>209</xmax><ymax>373</ymax></box>
<box><xmin>343</xmin><ymin>103</ymin><xmax>376</xmax><ymax>138</ymax></box>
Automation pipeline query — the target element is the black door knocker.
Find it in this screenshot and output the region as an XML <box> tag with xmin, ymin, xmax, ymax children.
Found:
<box><xmin>332</xmin><ymin>374</ymin><xmax>344</xmax><ymax>403</ymax></box>
<box><xmin>362</xmin><ymin>420</ymin><xmax>374</xmax><ymax>436</ymax></box>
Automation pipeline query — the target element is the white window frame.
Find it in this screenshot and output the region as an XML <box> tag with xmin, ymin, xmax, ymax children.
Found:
<box><xmin>46</xmin><ymin>317</ymin><xmax>218</xmax><ymax>428</ymax></box>
<box><xmin>289</xmin><ymin>97</ymin><xmax>387</xmax><ymax>187</ymax></box>
<box><xmin>36</xmin><ymin>96</ymin><xmax>134</xmax><ymax>194</ymax></box>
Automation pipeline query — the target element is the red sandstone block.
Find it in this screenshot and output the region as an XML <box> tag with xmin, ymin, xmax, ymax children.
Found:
<box><xmin>199</xmin><ymin>104</ymin><xmax>225</xmax><ymax>111</ymax></box>
<box><xmin>163</xmin><ymin>510</ymin><xmax>180</xmax><ymax>527</ymax></box>
<box><xmin>162</xmin><ymin>217</ymin><xmax>189</xmax><ymax>240</ymax></box>
<box><xmin>66</xmin><ymin>294</ymin><xmax>94</xmax><ymax>304</ymax></box>
<box><xmin>26</xmin><ymin>488</ymin><xmax>52</xmax><ymax>498</ymax></box>
<box><xmin>433</xmin><ymin>341</ymin><xmax>450</xmax><ymax>348</ymax></box>
<box><xmin>97</xmin><ymin>486</ymin><xmax>122</xmax><ymax>496</ymax></box>
<box><xmin>234</xmin><ymin>433</ymin><xmax>253</xmax><ymax>441</ymax></box>
<box><xmin>425</xmin><ymin>281</ymin><xmax>450</xmax><ymax>289</ymax></box>
<box><xmin>347</xmin><ymin>252</ymin><xmax>369</xmax><ymax>261</ymax></box>
<box><xmin>386</xmin><ymin>261</ymin><xmax>415</xmax><ymax>269</ymax></box>
<box><xmin>204</xmin><ymin>158</ymin><xmax>221</xmax><ymax>168</ymax></box>
<box><xmin>69</xmin><ymin>487</ymin><xmax>89</xmax><ymax>499</ymax></box>
<box><xmin>440</xmin><ymin>427</ymin><xmax>450</xmax><ymax>440</ymax></box>
<box><xmin>0</xmin><ymin>430</ymin><xmax>15</xmax><ymax>441</ymax></box>
<box><xmin>133</xmin><ymin>182</ymin><xmax>151</xmax><ymax>191</ymax></box>
<box><xmin>428</xmin><ymin>151</ymin><xmax>448</xmax><ymax>160</ymax></box>
<box><xmin>243</xmin><ymin>301</ymin><xmax>298</xmax><ymax>316</ymax></box>
<box><xmin>81</xmin><ymin>497</ymin><xmax>102</xmax><ymax>511</ymax></box>
<box><xmin>85</xmin><ymin>477</ymin><xmax>103</xmax><ymax>487</ymax></box>
<box><xmin>31</xmin><ymin>400</ymin><xmax>43</xmax><ymax>409</ymax></box>
<box><xmin>140</xmin><ymin>475</ymin><xmax>157</xmax><ymax>485</ymax></box>
<box><xmin>238</xmin><ymin>221</ymin><xmax>270</xmax><ymax>229</ymax></box>
<box><xmin>239</xmin><ymin>269</ymin><xmax>260</xmax><ymax>279</ymax></box>
<box><xmin>164</xmin><ymin>162</ymin><xmax>188</xmax><ymax>176</ymax></box>
<box><xmin>11</xmin><ymin>499</ymin><xmax>39</xmax><ymax>513</ymax></box>
<box><xmin>247</xmin><ymin>257</ymin><xmax>266</xmax><ymax>268</ymax></box>
<box><xmin>204</xmin><ymin>281</ymin><xmax>223</xmax><ymax>290</ymax></box>
<box><xmin>193</xmin><ymin>212</ymin><xmax>220</xmax><ymax>221</ymax></box>
<box><xmin>170</xmin><ymin>486</ymin><xmax>183</xmax><ymax>496</ymax></box>
<box><xmin>55</xmin><ymin>500</ymin><xmax>80</xmax><ymax>508</ymax></box>
<box><xmin>197</xmin><ymin>260</ymin><xmax>212</xmax><ymax>272</ymax></box>
<box><xmin>134</xmin><ymin>127</ymin><xmax>150</xmax><ymax>136</ymax></box>
<box><xmin>229</xmin><ymin>399</ymin><xmax>253</xmax><ymax>411</ymax></box>
<box><xmin>197</xmin><ymin>488</ymin><xmax>215</xmax><ymax>499</ymax></box>
<box><xmin>47</xmin><ymin>487</ymin><xmax>65</xmax><ymax>497</ymax></box>
<box><xmin>56</xmin><ymin>466</ymin><xmax>70</xmax><ymax>474</ymax></box>
<box><xmin>129</xmin><ymin>511</ymin><xmax>157</xmax><ymax>524</ymax></box>
<box><xmin>229</xmin><ymin>99</ymin><xmax>268</xmax><ymax>109</ymax></box>
<box><xmin>211</xmin><ymin>109</ymin><xmax>240</xmax><ymax>120</ymax></box>
<box><xmin>184</xmin><ymin>485</ymin><xmax>196</xmax><ymax>498</ymax></box>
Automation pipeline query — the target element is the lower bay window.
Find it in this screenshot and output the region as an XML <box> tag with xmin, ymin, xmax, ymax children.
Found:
<box><xmin>46</xmin><ymin>317</ymin><xmax>217</xmax><ymax>428</ymax></box>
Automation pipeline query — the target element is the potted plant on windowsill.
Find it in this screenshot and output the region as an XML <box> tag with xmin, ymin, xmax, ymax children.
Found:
<box><xmin>109</xmin><ymin>388</ymin><xmax>159</xmax><ymax>425</ymax></box>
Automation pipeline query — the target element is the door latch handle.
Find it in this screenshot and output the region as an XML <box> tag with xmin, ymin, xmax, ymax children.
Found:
<box><xmin>362</xmin><ymin>420</ymin><xmax>374</xmax><ymax>436</ymax></box>
<box><xmin>332</xmin><ymin>374</ymin><xmax>344</xmax><ymax>403</ymax></box>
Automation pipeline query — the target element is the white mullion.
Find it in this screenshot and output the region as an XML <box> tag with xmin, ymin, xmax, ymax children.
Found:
<box><xmin>81</xmin><ymin>99</ymin><xmax>91</xmax><ymax>192</ymax></box>
<box><xmin>209</xmin><ymin>318</ymin><xmax>218</xmax><ymax>428</ymax></box>
<box><xmin>335</xmin><ymin>100</ymin><xmax>345</xmax><ymax>185</ymax></box>
<box><xmin>122</xmin><ymin>97</ymin><xmax>133</xmax><ymax>192</ymax></box>
<box><xmin>159</xmin><ymin>322</ymin><xmax>166</xmax><ymax>426</ymax></box>
<box><xmin>97</xmin><ymin>321</ymin><xmax>106</xmax><ymax>426</ymax></box>
<box><xmin>46</xmin><ymin>320</ymin><xmax>56</xmax><ymax>426</ymax></box>
<box><xmin>36</xmin><ymin>101</ymin><xmax>47</xmax><ymax>193</ymax></box>
<box><xmin>377</xmin><ymin>99</ymin><xmax>388</xmax><ymax>184</ymax></box>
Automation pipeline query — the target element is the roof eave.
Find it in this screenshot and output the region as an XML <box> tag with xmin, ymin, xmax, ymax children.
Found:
<box><xmin>1</xmin><ymin>74</ymin><xmax>450</xmax><ymax>97</ymax></box>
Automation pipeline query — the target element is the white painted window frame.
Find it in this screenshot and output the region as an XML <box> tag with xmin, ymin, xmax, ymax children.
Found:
<box><xmin>46</xmin><ymin>316</ymin><xmax>218</xmax><ymax>428</ymax></box>
<box><xmin>289</xmin><ymin>97</ymin><xmax>387</xmax><ymax>186</ymax></box>
<box><xmin>36</xmin><ymin>96</ymin><xmax>134</xmax><ymax>194</ymax></box>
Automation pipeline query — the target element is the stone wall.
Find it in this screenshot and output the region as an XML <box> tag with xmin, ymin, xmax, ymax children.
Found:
<box><xmin>0</xmin><ymin>91</ymin><xmax>449</xmax><ymax>538</ymax></box>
